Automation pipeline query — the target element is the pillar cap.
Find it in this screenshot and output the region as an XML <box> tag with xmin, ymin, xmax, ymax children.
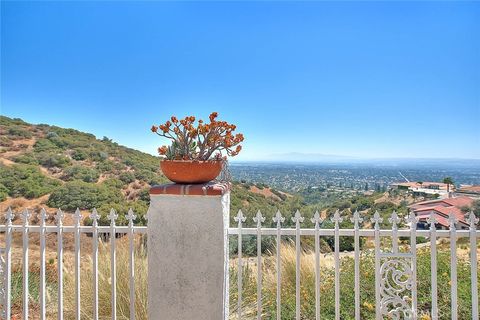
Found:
<box><xmin>150</xmin><ymin>182</ymin><xmax>231</xmax><ymax>196</ymax></box>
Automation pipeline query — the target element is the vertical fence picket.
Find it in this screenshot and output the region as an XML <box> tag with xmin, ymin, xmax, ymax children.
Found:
<box><xmin>351</xmin><ymin>211</ymin><xmax>363</xmax><ymax>320</ymax></box>
<box><xmin>108</xmin><ymin>209</ymin><xmax>118</xmax><ymax>320</ymax></box>
<box><xmin>21</xmin><ymin>208</ymin><xmax>30</xmax><ymax>320</ymax></box>
<box><xmin>55</xmin><ymin>209</ymin><xmax>64</xmax><ymax>320</ymax></box>
<box><xmin>90</xmin><ymin>209</ymin><xmax>100</xmax><ymax>320</ymax></box>
<box><xmin>74</xmin><ymin>208</ymin><xmax>82</xmax><ymax>320</ymax></box>
<box><xmin>371</xmin><ymin>211</ymin><xmax>382</xmax><ymax>320</ymax></box>
<box><xmin>234</xmin><ymin>210</ymin><xmax>246</xmax><ymax>320</ymax></box>
<box><xmin>39</xmin><ymin>208</ymin><xmax>47</xmax><ymax>320</ymax></box>
<box><xmin>427</xmin><ymin>213</ymin><xmax>438</xmax><ymax>320</ymax></box>
<box><xmin>332</xmin><ymin>210</ymin><xmax>343</xmax><ymax>320</ymax></box>
<box><xmin>253</xmin><ymin>210</ymin><xmax>265</xmax><ymax>320</ymax></box>
<box><xmin>292</xmin><ymin>210</ymin><xmax>304</xmax><ymax>320</ymax></box>
<box><xmin>311</xmin><ymin>211</ymin><xmax>322</xmax><ymax>320</ymax></box>
<box><xmin>408</xmin><ymin>212</ymin><xmax>417</xmax><ymax>317</ymax></box>
<box><xmin>127</xmin><ymin>209</ymin><xmax>137</xmax><ymax>320</ymax></box>
<box><xmin>467</xmin><ymin>212</ymin><xmax>479</xmax><ymax>320</ymax></box>
<box><xmin>4</xmin><ymin>208</ymin><xmax>14</xmax><ymax>320</ymax></box>
<box><xmin>449</xmin><ymin>214</ymin><xmax>458</xmax><ymax>320</ymax></box>
<box><xmin>389</xmin><ymin>211</ymin><xmax>400</xmax><ymax>253</ymax></box>
<box><xmin>273</xmin><ymin>210</ymin><xmax>284</xmax><ymax>320</ymax></box>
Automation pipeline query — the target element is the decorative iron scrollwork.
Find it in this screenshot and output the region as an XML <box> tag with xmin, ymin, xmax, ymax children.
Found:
<box><xmin>380</xmin><ymin>258</ymin><xmax>414</xmax><ymax>319</ymax></box>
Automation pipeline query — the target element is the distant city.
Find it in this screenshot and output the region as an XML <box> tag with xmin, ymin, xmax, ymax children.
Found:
<box><xmin>230</xmin><ymin>161</ymin><xmax>480</xmax><ymax>192</ymax></box>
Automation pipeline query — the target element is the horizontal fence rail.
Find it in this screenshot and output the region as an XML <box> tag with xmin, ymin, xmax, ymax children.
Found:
<box><xmin>0</xmin><ymin>207</ymin><xmax>146</xmax><ymax>320</ymax></box>
<box><xmin>229</xmin><ymin>209</ymin><xmax>479</xmax><ymax>320</ymax></box>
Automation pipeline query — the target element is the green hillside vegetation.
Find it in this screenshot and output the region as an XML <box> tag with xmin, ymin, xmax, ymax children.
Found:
<box><xmin>4</xmin><ymin>115</ymin><xmax>473</xmax><ymax>234</ymax></box>
<box><xmin>0</xmin><ymin>115</ymin><xmax>421</xmax><ymax>251</ymax></box>
<box><xmin>1</xmin><ymin>116</ymin><xmax>328</xmax><ymax>228</ymax></box>
<box><xmin>0</xmin><ymin>116</ymin><xmax>167</xmax><ymax>223</ymax></box>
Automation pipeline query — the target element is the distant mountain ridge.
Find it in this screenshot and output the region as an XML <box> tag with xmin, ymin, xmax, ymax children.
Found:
<box><xmin>253</xmin><ymin>152</ymin><xmax>480</xmax><ymax>167</ymax></box>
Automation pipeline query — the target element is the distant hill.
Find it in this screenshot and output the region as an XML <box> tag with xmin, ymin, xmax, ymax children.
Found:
<box><xmin>0</xmin><ymin>116</ymin><xmax>297</xmax><ymax>225</ymax></box>
<box><xmin>261</xmin><ymin>152</ymin><xmax>354</xmax><ymax>163</ymax></box>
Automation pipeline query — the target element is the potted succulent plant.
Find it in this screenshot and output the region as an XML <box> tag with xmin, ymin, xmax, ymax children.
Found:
<box><xmin>151</xmin><ymin>112</ymin><xmax>244</xmax><ymax>184</ymax></box>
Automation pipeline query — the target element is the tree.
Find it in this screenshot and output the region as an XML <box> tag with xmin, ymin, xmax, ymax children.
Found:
<box><xmin>472</xmin><ymin>200</ymin><xmax>480</xmax><ymax>220</ymax></box>
<box><xmin>442</xmin><ymin>177</ymin><xmax>454</xmax><ymax>193</ymax></box>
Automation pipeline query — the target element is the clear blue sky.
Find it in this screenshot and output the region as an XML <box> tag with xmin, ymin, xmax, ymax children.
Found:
<box><xmin>1</xmin><ymin>1</ymin><xmax>479</xmax><ymax>160</ymax></box>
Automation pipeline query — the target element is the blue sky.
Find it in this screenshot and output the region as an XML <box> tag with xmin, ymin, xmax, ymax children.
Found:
<box><xmin>1</xmin><ymin>1</ymin><xmax>479</xmax><ymax>160</ymax></box>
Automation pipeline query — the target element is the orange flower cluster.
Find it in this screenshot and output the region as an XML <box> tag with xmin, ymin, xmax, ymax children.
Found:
<box><xmin>151</xmin><ymin>112</ymin><xmax>244</xmax><ymax>160</ymax></box>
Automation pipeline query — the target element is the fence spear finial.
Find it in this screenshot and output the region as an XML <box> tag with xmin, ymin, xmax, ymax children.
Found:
<box><xmin>311</xmin><ymin>210</ymin><xmax>323</xmax><ymax>226</ymax></box>
<box><xmin>371</xmin><ymin>210</ymin><xmax>383</xmax><ymax>229</ymax></box>
<box><xmin>21</xmin><ymin>208</ymin><xmax>30</xmax><ymax>225</ymax></box>
<box><xmin>253</xmin><ymin>210</ymin><xmax>265</xmax><ymax>226</ymax></box>
<box><xmin>55</xmin><ymin>208</ymin><xmax>64</xmax><ymax>224</ymax></box>
<box><xmin>74</xmin><ymin>208</ymin><xmax>82</xmax><ymax>225</ymax></box>
<box><xmin>39</xmin><ymin>208</ymin><xmax>48</xmax><ymax>224</ymax></box>
<box><xmin>234</xmin><ymin>209</ymin><xmax>246</xmax><ymax>224</ymax></box>
<box><xmin>5</xmin><ymin>207</ymin><xmax>14</xmax><ymax>224</ymax></box>
<box><xmin>331</xmin><ymin>209</ymin><xmax>343</xmax><ymax>225</ymax></box>
<box><xmin>273</xmin><ymin>210</ymin><xmax>285</xmax><ymax>226</ymax></box>
<box><xmin>107</xmin><ymin>208</ymin><xmax>118</xmax><ymax>225</ymax></box>
<box><xmin>426</xmin><ymin>212</ymin><xmax>437</xmax><ymax>227</ymax></box>
<box><xmin>389</xmin><ymin>210</ymin><xmax>401</xmax><ymax>228</ymax></box>
<box><xmin>467</xmin><ymin>211</ymin><xmax>479</xmax><ymax>228</ymax></box>
<box><xmin>126</xmin><ymin>208</ymin><xmax>137</xmax><ymax>224</ymax></box>
<box><xmin>292</xmin><ymin>210</ymin><xmax>304</xmax><ymax>224</ymax></box>
<box><xmin>90</xmin><ymin>208</ymin><xmax>100</xmax><ymax>225</ymax></box>
<box><xmin>448</xmin><ymin>213</ymin><xmax>458</xmax><ymax>230</ymax></box>
<box><xmin>350</xmin><ymin>210</ymin><xmax>363</xmax><ymax>226</ymax></box>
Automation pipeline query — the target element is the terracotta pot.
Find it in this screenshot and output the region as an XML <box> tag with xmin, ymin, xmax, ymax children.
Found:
<box><xmin>160</xmin><ymin>160</ymin><xmax>223</xmax><ymax>184</ymax></box>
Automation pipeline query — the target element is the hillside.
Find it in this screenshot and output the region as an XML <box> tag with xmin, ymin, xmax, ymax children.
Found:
<box><xmin>1</xmin><ymin>116</ymin><xmax>445</xmax><ymax>229</ymax></box>
<box><xmin>0</xmin><ymin>116</ymin><xmax>299</xmax><ymax>225</ymax></box>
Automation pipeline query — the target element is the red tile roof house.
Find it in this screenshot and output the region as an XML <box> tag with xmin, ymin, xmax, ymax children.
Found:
<box><xmin>391</xmin><ymin>181</ymin><xmax>452</xmax><ymax>198</ymax></box>
<box><xmin>409</xmin><ymin>196</ymin><xmax>474</xmax><ymax>230</ymax></box>
<box><xmin>457</xmin><ymin>185</ymin><xmax>480</xmax><ymax>198</ymax></box>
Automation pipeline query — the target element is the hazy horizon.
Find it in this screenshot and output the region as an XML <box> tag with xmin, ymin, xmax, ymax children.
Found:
<box><xmin>3</xmin><ymin>113</ymin><xmax>480</xmax><ymax>164</ymax></box>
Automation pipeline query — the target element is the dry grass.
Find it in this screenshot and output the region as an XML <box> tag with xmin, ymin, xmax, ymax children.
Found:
<box><xmin>7</xmin><ymin>239</ymin><xmax>477</xmax><ymax>319</ymax></box>
<box><xmin>230</xmin><ymin>242</ymin><xmax>479</xmax><ymax>320</ymax></box>
<box><xmin>60</xmin><ymin>237</ymin><xmax>148</xmax><ymax>319</ymax></box>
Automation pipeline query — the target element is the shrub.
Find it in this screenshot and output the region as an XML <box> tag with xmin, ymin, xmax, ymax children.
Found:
<box><xmin>47</xmin><ymin>181</ymin><xmax>123</xmax><ymax>211</ymax></box>
<box><xmin>0</xmin><ymin>183</ymin><xmax>8</xmax><ymax>201</ymax></box>
<box><xmin>36</xmin><ymin>152</ymin><xmax>71</xmax><ymax>168</ymax></box>
<box><xmin>46</xmin><ymin>131</ymin><xmax>59</xmax><ymax>139</ymax></box>
<box><xmin>33</xmin><ymin>138</ymin><xmax>60</xmax><ymax>153</ymax></box>
<box><xmin>0</xmin><ymin>164</ymin><xmax>61</xmax><ymax>199</ymax></box>
<box><xmin>90</xmin><ymin>151</ymin><xmax>109</xmax><ymax>162</ymax></box>
<box><xmin>71</xmin><ymin>149</ymin><xmax>88</xmax><ymax>161</ymax></box>
<box><xmin>134</xmin><ymin>169</ymin><xmax>164</xmax><ymax>185</ymax></box>
<box><xmin>96</xmin><ymin>200</ymin><xmax>148</xmax><ymax>226</ymax></box>
<box><xmin>62</xmin><ymin>166</ymin><xmax>99</xmax><ymax>183</ymax></box>
<box><xmin>12</xmin><ymin>152</ymin><xmax>38</xmax><ymax>165</ymax></box>
<box><xmin>137</xmin><ymin>188</ymin><xmax>150</xmax><ymax>202</ymax></box>
<box><xmin>472</xmin><ymin>199</ymin><xmax>480</xmax><ymax>219</ymax></box>
<box><xmin>119</xmin><ymin>172</ymin><xmax>136</xmax><ymax>184</ymax></box>
<box><xmin>0</xmin><ymin>116</ymin><xmax>26</xmax><ymax>126</ymax></box>
<box><xmin>7</xmin><ymin>126</ymin><xmax>32</xmax><ymax>139</ymax></box>
<box><xmin>0</xmin><ymin>136</ymin><xmax>13</xmax><ymax>147</ymax></box>
<box><xmin>103</xmin><ymin>178</ymin><xmax>125</xmax><ymax>189</ymax></box>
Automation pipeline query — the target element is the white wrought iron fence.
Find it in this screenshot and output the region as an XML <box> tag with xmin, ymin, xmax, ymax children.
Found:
<box><xmin>0</xmin><ymin>207</ymin><xmax>478</xmax><ymax>319</ymax></box>
<box><xmin>0</xmin><ymin>207</ymin><xmax>146</xmax><ymax>320</ymax></box>
<box><xmin>229</xmin><ymin>209</ymin><xmax>479</xmax><ymax>320</ymax></box>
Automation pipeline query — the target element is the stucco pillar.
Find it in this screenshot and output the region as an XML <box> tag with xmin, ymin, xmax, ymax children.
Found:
<box><xmin>147</xmin><ymin>182</ymin><xmax>230</xmax><ymax>320</ymax></box>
